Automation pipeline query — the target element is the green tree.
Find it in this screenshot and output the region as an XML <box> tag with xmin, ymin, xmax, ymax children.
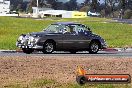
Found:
<box><xmin>84</xmin><ymin>0</ymin><xmax>90</xmax><ymax>5</ymax></box>
<box><xmin>10</xmin><ymin>0</ymin><xmax>23</xmax><ymax>11</ymax></box>
<box><xmin>16</xmin><ymin>4</ymin><xmax>22</xmax><ymax>12</ymax></box>
<box><xmin>102</xmin><ymin>0</ymin><xmax>118</xmax><ymax>17</ymax></box>
<box><xmin>91</xmin><ymin>0</ymin><xmax>98</xmax><ymax>11</ymax></box>
<box><xmin>10</xmin><ymin>4</ymin><xmax>14</xmax><ymax>11</ymax></box>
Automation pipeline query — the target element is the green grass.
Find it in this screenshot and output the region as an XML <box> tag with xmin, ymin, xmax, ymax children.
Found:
<box><xmin>4</xmin><ymin>78</ymin><xmax>131</xmax><ymax>88</ymax></box>
<box><xmin>0</xmin><ymin>17</ymin><xmax>132</xmax><ymax>49</ymax></box>
<box><xmin>0</xmin><ymin>17</ymin><xmax>54</xmax><ymax>49</ymax></box>
<box><xmin>30</xmin><ymin>78</ymin><xmax>55</xmax><ymax>87</ymax></box>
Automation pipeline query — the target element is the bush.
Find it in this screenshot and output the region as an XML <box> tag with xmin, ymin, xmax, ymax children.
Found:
<box><xmin>123</xmin><ymin>9</ymin><xmax>132</xmax><ymax>19</ymax></box>
<box><xmin>100</xmin><ymin>10</ymin><xmax>105</xmax><ymax>17</ymax></box>
<box><xmin>113</xmin><ymin>11</ymin><xmax>120</xmax><ymax>18</ymax></box>
<box><xmin>79</xmin><ymin>6</ymin><xmax>90</xmax><ymax>12</ymax></box>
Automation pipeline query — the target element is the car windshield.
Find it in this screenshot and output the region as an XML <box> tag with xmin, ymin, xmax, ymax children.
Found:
<box><xmin>44</xmin><ymin>24</ymin><xmax>64</xmax><ymax>33</ymax></box>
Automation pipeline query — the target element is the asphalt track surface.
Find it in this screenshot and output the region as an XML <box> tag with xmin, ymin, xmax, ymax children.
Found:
<box><xmin>113</xmin><ymin>18</ymin><xmax>132</xmax><ymax>24</ymax></box>
<box><xmin>0</xmin><ymin>51</ymin><xmax>132</xmax><ymax>57</ymax></box>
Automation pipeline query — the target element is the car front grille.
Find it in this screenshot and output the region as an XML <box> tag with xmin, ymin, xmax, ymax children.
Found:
<box><xmin>21</xmin><ymin>36</ymin><xmax>31</xmax><ymax>45</ymax></box>
<box><xmin>23</xmin><ymin>39</ymin><xmax>29</xmax><ymax>45</ymax></box>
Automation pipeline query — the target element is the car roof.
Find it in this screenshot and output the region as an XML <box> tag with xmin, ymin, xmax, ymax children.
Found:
<box><xmin>52</xmin><ymin>22</ymin><xmax>82</xmax><ymax>25</ymax></box>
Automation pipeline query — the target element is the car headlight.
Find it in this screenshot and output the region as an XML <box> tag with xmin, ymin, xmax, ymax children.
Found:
<box><xmin>29</xmin><ymin>36</ymin><xmax>39</xmax><ymax>43</ymax></box>
<box><xmin>30</xmin><ymin>36</ymin><xmax>34</xmax><ymax>42</ymax></box>
<box><xmin>18</xmin><ymin>36</ymin><xmax>23</xmax><ymax>41</ymax></box>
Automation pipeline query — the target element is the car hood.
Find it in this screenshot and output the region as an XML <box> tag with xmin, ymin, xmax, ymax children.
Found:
<box><xmin>28</xmin><ymin>31</ymin><xmax>44</xmax><ymax>37</ymax></box>
<box><xmin>30</xmin><ymin>31</ymin><xmax>45</xmax><ymax>35</ymax></box>
<box><xmin>29</xmin><ymin>31</ymin><xmax>58</xmax><ymax>37</ymax></box>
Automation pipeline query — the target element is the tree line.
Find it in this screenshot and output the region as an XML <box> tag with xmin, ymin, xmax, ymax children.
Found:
<box><xmin>10</xmin><ymin>0</ymin><xmax>132</xmax><ymax>19</ymax></box>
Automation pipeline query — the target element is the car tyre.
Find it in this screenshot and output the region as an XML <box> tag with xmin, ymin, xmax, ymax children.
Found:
<box><xmin>22</xmin><ymin>48</ymin><xmax>34</xmax><ymax>54</ymax></box>
<box><xmin>89</xmin><ymin>41</ymin><xmax>99</xmax><ymax>54</ymax></box>
<box><xmin>42</xmin><ymin>41</ymin><xmax>55</xmax><ymax>54</ymax></box>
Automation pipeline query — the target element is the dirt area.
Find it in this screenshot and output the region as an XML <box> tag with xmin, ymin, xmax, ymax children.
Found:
<box><xmin>0</xmin><ymin>56</ymin><xmax>132</xmax><ymax>87</ymax></box>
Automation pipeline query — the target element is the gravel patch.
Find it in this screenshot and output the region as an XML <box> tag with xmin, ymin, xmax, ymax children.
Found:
<box><xmin>0</xmin><ymin>56</ymin><xmax>131</xmax><ymax>86</ymax></box>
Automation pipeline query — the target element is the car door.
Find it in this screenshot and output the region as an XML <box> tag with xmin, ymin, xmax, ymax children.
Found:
<box><xmin>62</xmin><ymin>32</ymin><xmax>79</xmax><ymax>50</ymax></box>
<box><xmin>62</xmin><ymin>25</ymin><xmax>79</xmax><ymax>50</ymax></box>
<box><xmin>75</xmin><ymin>25</ymin><xmax>91</xmax><ymax>49</ymax></box>
<box><xmin>43</xmin><ymin>24</ymin><xmax>64</xmax><ymax>50</ymax></box>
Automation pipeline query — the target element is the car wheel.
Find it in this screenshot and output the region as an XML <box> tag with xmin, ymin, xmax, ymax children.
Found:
<box><xmin>76</xmin><ymin>76</ymin><xmax>87</xmax><ymax>85</ymax></box>
<box><xmin>22</xmin><ymin>48</ymin><xmax>34</xmax><ymax>54</ymax></box>
<box><xmin>42</xmin><ymin>42</ymin><xmax>55</xmax><ymax>54</ymax></box>
<box><xmin>89</xmin><ymin>41</ymin><xmax>99</xmax><ymax>54</ymax></box>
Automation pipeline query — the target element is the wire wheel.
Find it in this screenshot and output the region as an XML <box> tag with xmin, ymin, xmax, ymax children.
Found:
<box><xmin>89</xmin><ymin>41</ymin><xmax>99</xmax><ymax>54</ymax></box>
<box><xmin>42</xmin><ymin>42</ymin><xmax>54</xmax><ymax>54</ymax></box>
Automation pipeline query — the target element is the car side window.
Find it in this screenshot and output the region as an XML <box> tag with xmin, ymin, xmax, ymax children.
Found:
<box><xmin>64</xmin><ymin>25</ymin><xmax>77</xmax><ymax>34</ymax></box>
<box><xmin>47</xmin><ymin>25</ymin><xmax>57</xmax><ymax>32</ymax></box>
<box><xmin>77</xmin><ymin>25</ymin><xmax>85</xmax><ymax>33</ymax></box>
<box><xmin>46</xmin><ymin>24</ymin><xmax>64</xmax><ymax>33</ymax></box>
<box><xmin>57</xmin><ymin>25</ymin><xmax>65</xmax><ymax>33</ymax></box>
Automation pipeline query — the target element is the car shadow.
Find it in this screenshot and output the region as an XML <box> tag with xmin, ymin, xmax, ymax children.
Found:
<box><xmin>30</xmin><ymin>51</ymin><xmax>118</xmax><ymax>55</ymax></box>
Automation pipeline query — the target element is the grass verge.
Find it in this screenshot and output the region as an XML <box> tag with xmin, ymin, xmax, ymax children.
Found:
<box><xmin>4</xmin><ymin>78</ymin><xmax>131</xmax><ymax>88</ymax></box>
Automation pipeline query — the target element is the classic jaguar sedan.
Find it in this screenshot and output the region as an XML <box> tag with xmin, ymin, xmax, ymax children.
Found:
<box><xmin>16</xmin><ymin>22</ymin><xmax>107</xmax><ymax>54</ymax></box>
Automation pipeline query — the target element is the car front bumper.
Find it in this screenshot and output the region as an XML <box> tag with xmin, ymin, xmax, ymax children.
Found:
<box><xmin>16</xmin><ymin>42</ymin><xmax>43</xmax><ymax>49</ymax></box>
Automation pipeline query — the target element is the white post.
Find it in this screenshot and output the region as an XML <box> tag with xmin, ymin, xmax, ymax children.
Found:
<box><xmin>36</xmin><ymin>0</ymin><xmax>39</xmax><ymax>17</ymax></box>
<box><xmin>37</xmin><ymin>0</ymin><xmax>38</xmax><ymax>7</ymax></box>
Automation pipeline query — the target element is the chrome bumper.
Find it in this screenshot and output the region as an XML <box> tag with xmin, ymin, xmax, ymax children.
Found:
<box><xmin>16</xmin><ymin>42</ymin><xmax>43</xmax><ymax>49</ymax></box>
